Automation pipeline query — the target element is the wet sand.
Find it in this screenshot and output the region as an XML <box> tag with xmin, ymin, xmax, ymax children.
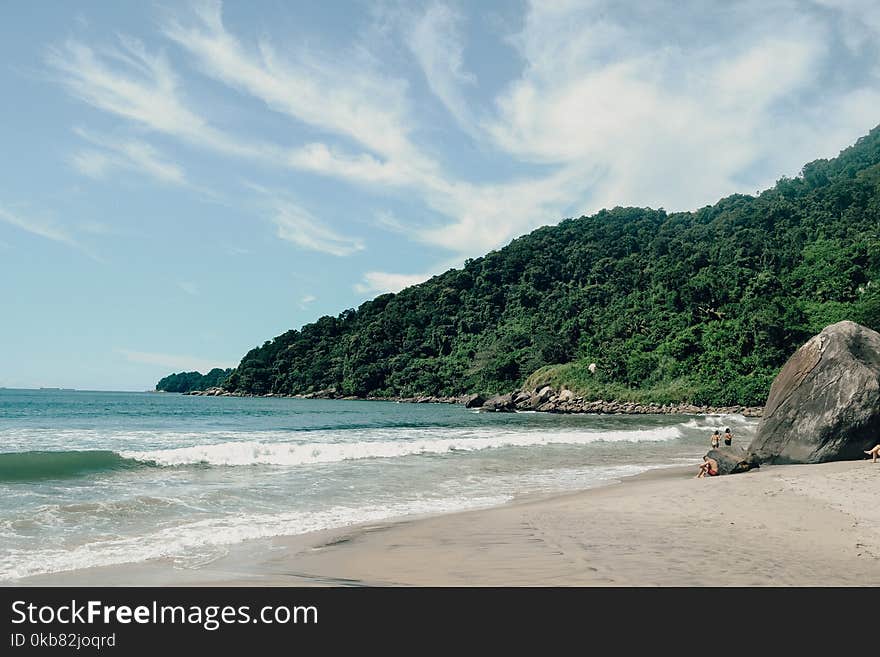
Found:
<box><xmin>15</xmin><ymin>460</ymin><xmax>880</xmax><ymax>586</ymax></box>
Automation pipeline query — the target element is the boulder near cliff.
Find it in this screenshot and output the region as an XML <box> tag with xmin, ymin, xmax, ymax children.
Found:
<box><xmin>748</xmin><ymin>321</ymin><xmax>880</xmax><ymax>464</ymax></box>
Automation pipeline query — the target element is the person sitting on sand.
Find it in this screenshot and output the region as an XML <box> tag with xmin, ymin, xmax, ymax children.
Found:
<box><xmin>711</xmin><ymin>430</ymin><xmax>720</xmax><ymax>449</ymax></box>
<box><xmin>723</xmin><ymin>428</ymin><xmax>733</xmax><ymax>446</ymax></box>
<box><xmin>696</xmin><ymin>455</ymin><xmax>719</xmax><ymax>478</ymax></box>
<box><xmin>865</xmin><ymin>444</ymin><xmax>880</xmax><ymax>463</ymax></box>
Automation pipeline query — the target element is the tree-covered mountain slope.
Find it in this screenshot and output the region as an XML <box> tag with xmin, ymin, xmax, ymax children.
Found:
<box><xmin>156</xmin><ymin>368</ymin><xmax>234</xmax><ymax>393</ymax></box>
<box><xmin>220</xmin><ymin>126</ymin><xmax>880</xmax><ymax>406</ymax></box>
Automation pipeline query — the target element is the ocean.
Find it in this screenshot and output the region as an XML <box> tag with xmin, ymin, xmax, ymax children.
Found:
<box><xmin>0</xmin><ymin>389</ymin><xmax>757</xmax><ymax>581</ymax></box>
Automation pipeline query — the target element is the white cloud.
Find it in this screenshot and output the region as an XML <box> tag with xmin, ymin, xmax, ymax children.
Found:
<box><xmin>815</xmin><ymin>0</ymin><xmax>880</xmax><ymax>53</ymax></box>
<box><xmin>0</xmin><ymin>203</ymin><xmax>80</xmax><ymax>249</ymax></box>
<box><xmin>47</xmin><ymin>5</ymin><xmax>597</xmax><ymax>259</ymax></box>
<box><xmin>50</xmin><ymin>24</ymin><xmax>427</xmax><ymax>193</ymax></box>
<box><xmin>407</xmin><ymin>4</ymin><xmax>477</xmax><ymax>131</ymax></box>
<box><xmin>71</xmin><ymin>149</ymin><xmax>113</xmax><ymax>178</ymax></box>
<box><xmin>298</xmin><ymin>294</ymin><xmax>317</xmax><ymax>309</ymax></box>
<box><xmin>47</xmin><ymin>0</ymin><xmax>880</xmax><ymax>265</ymax></box>
<box><xmin>116</xmin><ymin>348</ymin><xmax>233</xmax><ymax>373</ymax></box>
<box><xmin>178</xmin><ymin>281</ymin><xmax>199</xmax><ymax>296</ymax></box>
<box><xmin>71</xmin><ymin>128</ymin><xmax>187</xmax><ymax>184</ymax></box>
<box><xmin>160</xmin><ymin>1</ymin><xmax>448</xmax><ymax>190</ymax></box>
<box><xmin>47</xmin><ymin>35</ymin><xmax>267</xmax><ymax>159</ymax></box>
<box><xmin>272</xmin><ymin>202</ymin><xmax>364</xmax><ymax>257</ymax></box>
<box><xmin>419</xmin><ymin>166</ymin><xmax>594</xmax><ymax>253</ymax></box>
<box><xmin>480</xmin><ymin>0</ymin><xmax>873</xmax><ymax>217</ymax></box>
<box><xmin>163</xmin><ymin>1</ymin><xmax>420</xmax><ymax>165</ymax></box>
<box><xmin>372</xmin><ymin>209</ymin><xmax>411</xmax><ymax>234</ymax></box>
<box><xmin>355</xmin><ymin>271</ymin><xmax>431</xmax><ymax>294</ymax></box>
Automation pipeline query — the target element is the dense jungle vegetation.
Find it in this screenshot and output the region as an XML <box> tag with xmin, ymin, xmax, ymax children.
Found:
<box><xmin>208</xmin><ymin>126</ymin><xmax>880</xmax><ymax>406</ymax></box>
<box><xmin>156</xmin><ymin>368</ymin><xmax>234</xmax><ymax>393</ymax></box>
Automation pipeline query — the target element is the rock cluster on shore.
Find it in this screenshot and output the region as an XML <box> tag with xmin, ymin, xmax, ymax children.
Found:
<box><xmin>474</xmin><ymin>386</ymin><xmax>763</xmax><ymax>416</ymax></box>
<box><xmin>184</xmin><ymin>387</ymin><xmax>470</xmax><ymax>403</ymax></box>
<box><xmin>184</xmin><ymin>384</ymin><xmax>762</xmax><ymax>416</ymax></box>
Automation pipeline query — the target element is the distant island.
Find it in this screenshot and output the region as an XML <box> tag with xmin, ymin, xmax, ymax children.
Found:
<box><xmin>158</xmin><ymin>125</ymin><xmax>880</xmax><ymax>407</ymax></box>
<box><xmin>155</xmin><ymin>369</ymin><xmax>234</xmax><ymax>394</ymax></box>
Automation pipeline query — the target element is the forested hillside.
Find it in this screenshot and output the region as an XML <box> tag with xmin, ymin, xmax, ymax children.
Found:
<box><xmin>156</xmin><ymin>368</ymin><xmax>234</xmax><ymax>393</ymax></box>
<box><xmin>220</xmin><ymin>126</ymin><xmax>880</xmax><ymax>406</ymax></box>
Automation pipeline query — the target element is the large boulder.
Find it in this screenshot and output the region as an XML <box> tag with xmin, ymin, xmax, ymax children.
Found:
<box><xmin>748</xmin><ymin>321</ymin><xmax>880</xmax><ymax>464</ymax></box>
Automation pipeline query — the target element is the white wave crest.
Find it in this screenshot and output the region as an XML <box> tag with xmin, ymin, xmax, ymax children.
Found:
<box><xmin>0</xmin><ymin>496</ymin><xmax>510</xmax><ymax>581</ymax></box>
<box><xmin>122</xmin><ymin>427</ymin><xmax>683</xmax><ymax>467</ymax></box>
<box><xmin>680</xmin><ymin>414</ymin><xmax>756</xmax><ymax>429</ymax></box>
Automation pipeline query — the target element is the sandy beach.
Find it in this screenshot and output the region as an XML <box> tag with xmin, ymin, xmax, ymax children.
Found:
<box><xmin>15</xmin><ymin>458</ymin><xmax>880</xmax><ymax>587</ymax></box>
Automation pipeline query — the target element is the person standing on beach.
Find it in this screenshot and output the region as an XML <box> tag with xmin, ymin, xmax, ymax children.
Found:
<box><xmin>723</xmin><ymin>428</ymin><xmax>733</xmax><ymax>446</ymax></box>
<box><xmin>711</xmin><ymin>430</ymin><xmax>720</xmax><ymax>449</ymax></box>
<box><xmin>865</xmin><ymin>444</ymin><xmax>880</xmax><ymax>462</ymax></box>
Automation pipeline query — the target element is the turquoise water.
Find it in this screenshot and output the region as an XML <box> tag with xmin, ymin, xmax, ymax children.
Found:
<box><xmin>0</xmin><ymin>389</ymin><xmax>757</xmax><ymax>581</ymax></box>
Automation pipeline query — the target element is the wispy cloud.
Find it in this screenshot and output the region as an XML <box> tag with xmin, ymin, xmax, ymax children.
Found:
<box><xmin>154</xmin><ymin>2</ymin><xmax>577</xmax><ymax>253</ymax></box>
<box><xmin>355</xmin><ymin>271</ymin><xmax>431</xmax><ymax>295</ymax></box>
<box><xmin>47</xmin><ymin>34</ymin><xmax>264</xmax><ymax>159</ymax></box>
<box><xmin>483</xmin><ymin>0</ymin><xmax>875</xmax><ymax>215</ymax></box>
<box><xmin>0</xmin><ymin>203</ymin><xmax>81</xmax><ymax>249</ymax></box>
<box><xmin>161</xmin><ymin>1</ymin><xmax>435</xmax><ymax>188</ymax></box>
<box><xmin>71</xmin><ymin>128</ymin><xmax>187</xmax><ymax>185</ymax></box>
<box><xmin>48</xmin><ymin>21</ymin><xmax>423</xmax><ymax>197</ymax></box>
<box><xmin>177</xmin><ymin>281</ymin><xmax>199</xmax><ymax>296</ymax></box>
<box><xmin>372</xmin><ymin>210</ymin><xmax>410</xmax><ymax>234</ymax></box>
<box><xmin>407</xmin><ymin>4</ymin><xmax>477</xmax><ymax>132</ymax></box>
<box><xmin>115</xmin><ymin>348</ymin><xmax>233</xmax><ymax>373</ymax></box>
<box><xmin>44</xmin><ymin>4</ymin><xmax>588</xmax><ymax>261</ymax></box>
<box><xmin>163</xmin><ymin>1</ymin><xmax>419</xmax><ymax>166</ymax></box>
<box><xmin>298</xmin><ymin>294</ymin><xmax>317</xmax><ymax>309</ymax></box>
<box><xmin>47</xmin><ymin>0</ymin><xmax>880</xmax><ymax>265</ymax></box>
<box><xmin>272</xmin><ymin>201</ymin><xmax>364</xmax><ymax>257</ymax></box>
<box><xmin>816</xmin><ymin>0</ymin><xmax>880</xmax><ymax>55</ymax></box>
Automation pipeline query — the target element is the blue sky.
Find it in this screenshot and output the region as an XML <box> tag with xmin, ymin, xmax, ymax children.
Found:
<box><xmin>2</xmin><ymin>0</ymin><xmax>880</xmax><ymax>390</ymax></box>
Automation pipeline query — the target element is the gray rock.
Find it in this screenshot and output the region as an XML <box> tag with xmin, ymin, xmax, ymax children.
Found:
<box><xmin>464</xmin><ymin>394</ymin><xmax>486</xmax><ymax>408</ymax></box>
<box><xmin>481</xmin><ymin>393</ymin><xmax>516</xmax><ymax>412</ymax></box>
<box><xmin>748</xmin><ymin>321</ymin><xmax>880</xmax><ymax>464</ymax></box>
<box><xmin>536</xmin><ymin>386</ymin><xmax>554</xmax><ymax>402</ymax></box>
<box><xmin>706</xmin><ymin>447</ymin><xmax>759</xmax><ymax>475</ymax></box>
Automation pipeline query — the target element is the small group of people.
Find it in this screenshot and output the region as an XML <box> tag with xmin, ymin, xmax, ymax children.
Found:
<box><xmin>710</xmin><ymin>428</ymin><xmax>733</xmax><ymax>449</ymax></box>
<box><xmin>697</xmin><ymin>428</ymin><xmax>734</xmax><ymax>478</ymax></box>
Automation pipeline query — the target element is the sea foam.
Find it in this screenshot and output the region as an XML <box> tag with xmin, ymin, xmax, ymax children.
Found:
<box><xmin>122</xmin><ymin>426</ymin><xmax>684</xmax><ymax>467</ymax></box>
<box><xmin>0</xmin><ymin>495</ymin><xmax>510</xmax><ymax>581</ymax></box>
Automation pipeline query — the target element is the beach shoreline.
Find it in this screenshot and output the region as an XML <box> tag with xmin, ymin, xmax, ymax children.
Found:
<box><xmin>178</xmin><ymin>387</ymin><xmax>764</xmax><ymax>417</ymax></box>
<box><xmin>12</xmin><ymin>459</ymin><xmax>880</xmax><ymax>587</ymax></box>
